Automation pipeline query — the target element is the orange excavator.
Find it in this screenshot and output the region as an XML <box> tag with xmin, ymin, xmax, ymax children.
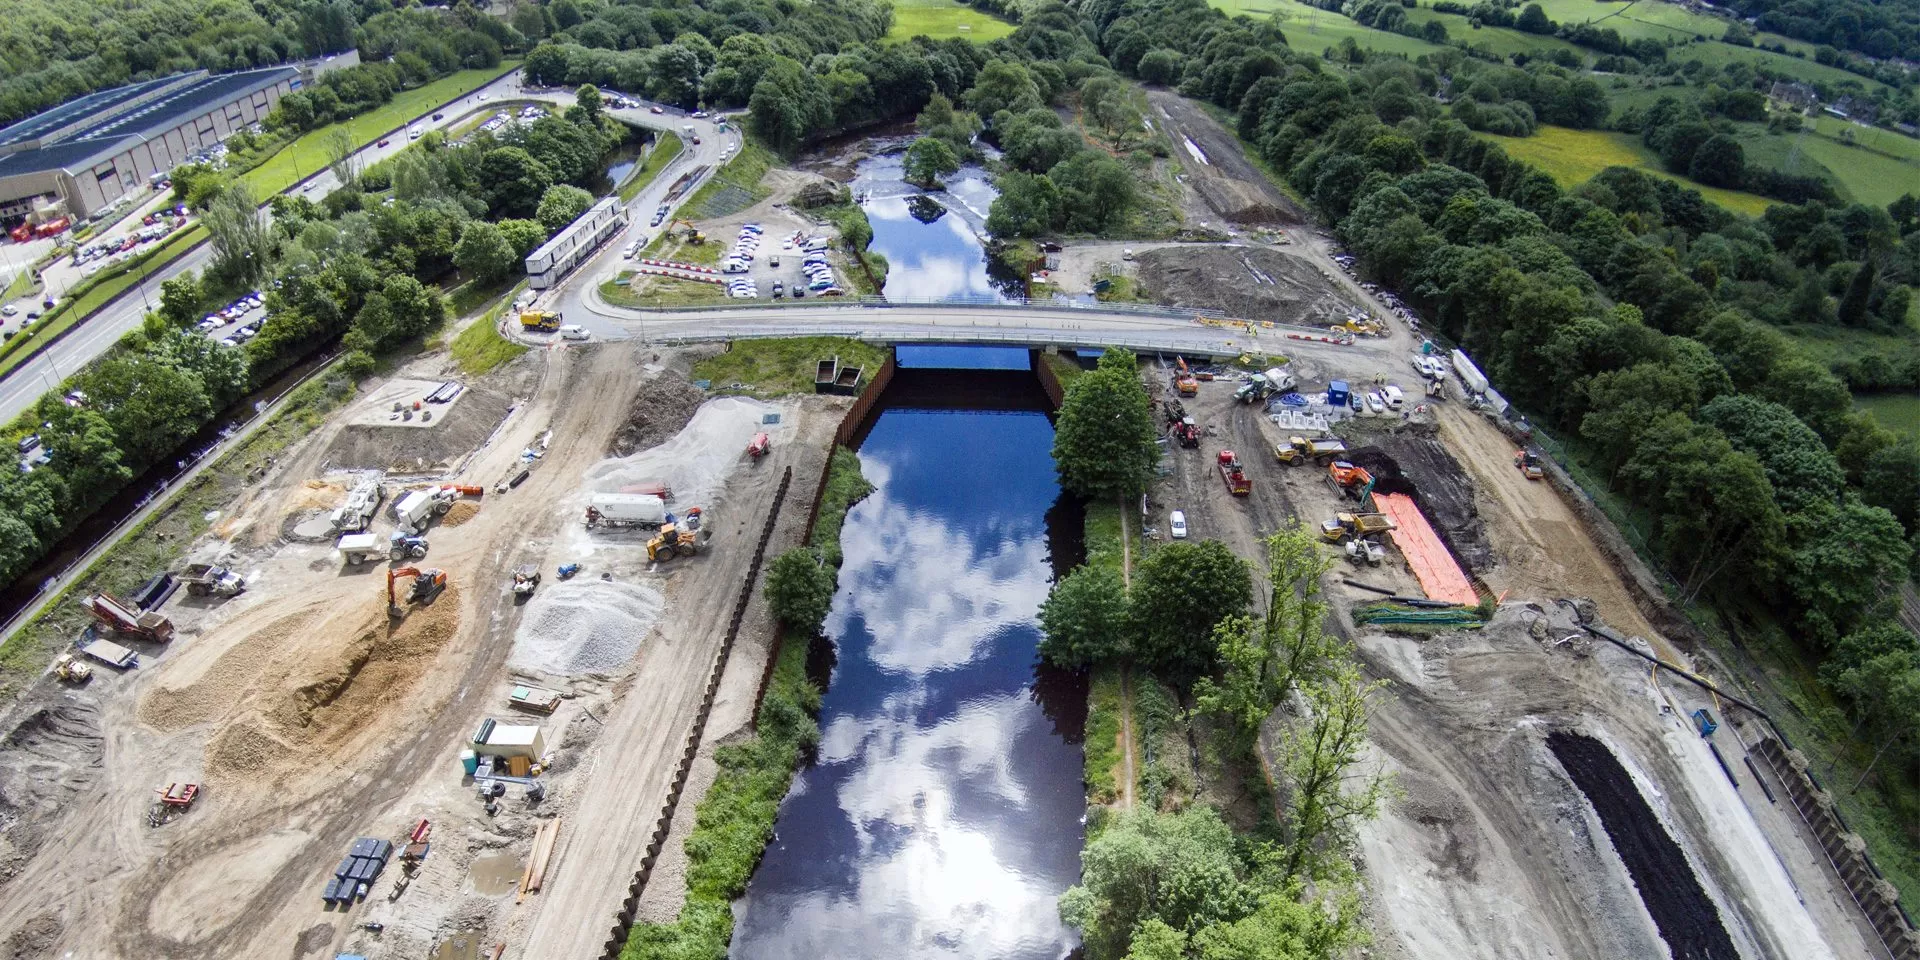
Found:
<box><xmin>1328</xmin><ymin>460</ymin><xmax>1375</xmax><ymax>499</ymax></box>
<box><xmin>387</xmin><ymin>567</ymin><xmax>447</xmax><ymax>618</ymax></box>
<box><xmin>1174</xmin><ymin>357</ymin><xmax>1199</xmax><ymax>397</ymax></box>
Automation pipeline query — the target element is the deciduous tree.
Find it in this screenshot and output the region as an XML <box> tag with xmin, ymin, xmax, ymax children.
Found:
<box><xmin>1130</xmin><ymin>540</ymin><xmax>1252</xmax><ymax>683</ymax></box>
<box><xmin>1038</xmin><ymin>564</ymin><xmax>1131</xmax><ymax>667</ymax></box>
<box><xmin>1051</xmin><ymin>348</ymin><xmax>1158</xmax><ymax>500</ymax></box>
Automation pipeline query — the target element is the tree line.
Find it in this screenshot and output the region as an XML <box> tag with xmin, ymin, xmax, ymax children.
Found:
<box><xmin>0</xmin><ymin>82</ymin><xmax>625</xmax><ymax>590</ymax></box>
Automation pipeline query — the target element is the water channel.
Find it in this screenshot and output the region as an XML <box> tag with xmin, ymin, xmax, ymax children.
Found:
<box><xmin>729</xmin><ymin>345</ymin><xmax>1086</xmax><ymax>959</ymax></box>
<box><xmin>850</xmin><ymin>151</ymin><xmax>1020</xmax><ymax>302</ymax></box>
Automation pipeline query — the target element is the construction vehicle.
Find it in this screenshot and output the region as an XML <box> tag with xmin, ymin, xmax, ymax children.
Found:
<box><xmin>1217</xmin><ymin>450</ymin><xmax>1251</xmax><ymax>496</ymax></box>
<box><xmin>646</xmin><ymin>508</ymin><xmax>706</xmax><ymax>563</ymax></box>
<box><xmin>392</xmin><ymin>485</ymin><xmax>478</xmax><ymax>533</ymax></box>
<box><xmin>53</xmin><ymin>653</ymin><xmax>92</xmax><ymax>684</ymax></box>
<box><xmin>1174</xmin><ymin>358</ymin><xmax>1198</xmax><ymax>397</ymax></box>
<box><xmin>84</xmin><ymin>593</ymin><xmax>174</xmax><ymax>642</ymax></box>
<box><xmin>585</xmin><ymin>493</ymin><xmax>669</xmax><ymax>530</ymax></box>
<box><xmin>1275</xmin><ymin>436</ymin><xmax>1347</xmax><ymax>465</ymax></box>
<box><xmin>338</xmin><ymin>532</ymin><xmax>384</xmax><ymax>565</ymax></box>
<box><xmin>390</xmin><ymin>534</ymin><xmax>429</xmax><ymax>562</ymax></box>
<box><xmin>177</xmin><ymin>562</ymin><xmax>246</xmax><ymax>598</ymax></box>
<box><xmin>387</xmin><ymin>567</ymin><xmax>447</xmax><ymax>618</ymax></box>
<box><xmin>1344</xmin><ymin>540</ymin><xmax>1387</xmax><ymax>566</ymax></box>
<box><xmin>667</xmin><ymin>218</ymin><xmax>706</xmax><ymax>244</ymax></box>
<box><xmin>747</xmin><ymin>433</ymin><xmax>771</xmax><ymax>460</ymax></box>
<box><xmin>1515</xmin><ymin>448</ymin><xmax>1545</xmax><ymax>480</ymax></box>
<box><xmin>330</xmin><ymin>477</ymin><xmax>386</xmax><ymax>533</ymax></box>
<box><xmin>80</xmin><ymin>638</ymin><xmax>139</xmax><ymax>669</ymax></box>
<box><xmin>1234</xmin><ymin>367</ymin><xmax>1299</xmax><ymax>404</ymax></box>
<box><xmin>1328</xmin><ymin>460</ymin><xmax>1375</xmax><ymax>501</ymax></box>
<box><xmin>1171</xmin><ymin>417</ymin><xmax>1200</xmax><ymax>448</ymax></box>
<box><xmin>557</xmin><ymin>562</ymin><xmax>582</xmax><ymax>579</ymax></box>
<box><xmin>1320</xmin><ymin>512</ymin><xmax>1397</xmax><ymax>542</ymax></box>
<box><xmin>520</xmin><ymin>310</ymin><xmax>561</xmax><ymax>332</ymax></box>
<box><xmin>512</xmin><ymin>564</ymin><xmax>542</xmax><ymax>597</ymax></box>
<box><xmin>149</xmin><ymin>783</ymin><xmax>200</xmax><ymax>827</ymax></box>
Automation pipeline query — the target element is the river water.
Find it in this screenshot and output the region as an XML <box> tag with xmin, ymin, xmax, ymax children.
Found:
<box><xmin>730</xmin><ymin>346</ymin><xmax>1086</xmax><ymax>959</ymax></box>
<box><xmin>851</xmin><ymin>152</ymin><xmax>1019</xmax><ymax>302</ymax></box>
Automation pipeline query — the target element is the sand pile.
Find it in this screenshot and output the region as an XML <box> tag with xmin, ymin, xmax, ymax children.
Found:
<box><xmin>441</xmin><ymin>501</ymin><xmax>482</xmax><ymax>527</ymax></box>
<box><xmin>509</xmin><ymin>579</ymin><xmax>664</xmax><ymax>675</ymax></box>
<box><xmin>582</xmin><ymin>397</ymin><xmax>781</xmax><ymax>509</ymax></box>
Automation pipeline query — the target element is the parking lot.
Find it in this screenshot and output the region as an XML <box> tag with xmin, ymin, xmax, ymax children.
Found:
<box><xmin>195</xmin><ymin>289</ymin><xmax>269</xmax><ymax>347</ymax></box>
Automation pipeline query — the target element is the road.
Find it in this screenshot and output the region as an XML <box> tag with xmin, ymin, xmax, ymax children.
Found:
<box><xmin>0</xmin><ymin>69</ymin><xmax>736</xmax><ymax>425</ymax></box>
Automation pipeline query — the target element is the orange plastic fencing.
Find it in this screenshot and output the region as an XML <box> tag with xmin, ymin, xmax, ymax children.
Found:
<box><xmin>1373</xmin><ymin>492</ymin><xmax>1478</xmax><ymax>605</ymax></box>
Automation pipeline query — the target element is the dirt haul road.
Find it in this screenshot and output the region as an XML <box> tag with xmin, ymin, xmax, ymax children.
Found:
<box><xmin>0</xmin><ymin>340</ymin><xmax>789</xmax><ymax>959</ymax></box>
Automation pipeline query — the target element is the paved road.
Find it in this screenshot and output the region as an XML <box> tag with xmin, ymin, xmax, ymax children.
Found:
<box><xmin>0</xmin><ymin>69</ymin><xmax>732</xmax><ymax>425</ymax></box>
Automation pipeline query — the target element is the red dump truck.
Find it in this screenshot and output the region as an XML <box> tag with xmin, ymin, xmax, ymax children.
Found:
<box><xmin>1218</xmin><ymin>450</ymin><xmax>1251</xmax><ymax>496</ymax></box>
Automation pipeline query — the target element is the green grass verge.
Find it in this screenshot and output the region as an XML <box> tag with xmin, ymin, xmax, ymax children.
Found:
<box><xmin>884</xmin><ymin>0</ymin><xmax>1017</xmax><ymax>43</ymax></box>
<box><xmin>1085</xmin><ymin>666</ymin><xmax>1126</xmax><ymax>806</ymax></box>
<box><xmin>811</xmin><ymin>445</ymin><xmax>875</xmax><ymax>565</ymax></box>
<box><xmin>682</xmin><ymin>141</ymin><xmax>777</xmax><ymax>220</ymax></box>
<box><xmin>0</xmin><ymin>370</ymin><xmax>354</xmax><ymax>694</ymax></box>
<box><xmin>640</xmin><ymin>230</ymin><xmax>724</xmax><ymax>266</ymax></box>
<box><xmin>1481</xmin><ymin>126</ymin><xmax>1774</xmax><ymax>217</ymax></box>
<box><xmin>619</xmin><ymin>632</ymin><xmax>822</xmax><ymax>960</ymax></box>
<box><xmin>1210</xmin><ymin>0</ymin><xmax>1448</xmax><ymax>56</ymax></box>
<box><xmin>449</xmin><ymin>295</ymin><xmax>528</xmax><ymax>377</ymax></box>
<box><xmin>0</xmin><ymin>224</ymin><xmax>208</xmax><ymax>378</ymax></box>
<box><xmin>619</xmin><ymin>133</ymin><xmax>685</xmax><ymax>203</ymax></box>
<box><xmin>692</xmin><ymin>336</ymin><xmax>888</xmax><ymax>400</ymax></box>
<box><xmin>236</xmin><ymin>64</ymin><xmax>517</xmax><ymax>197</ymax></box>
<box><xmin>1856</xmin><ymin>393</ymin><xmax>1920</xmax><ymax>440</ymax></box>
<box><xmin>599</xmin><ymin>273</ymin><xmax>728</xmax><ymax>308</ymax></box>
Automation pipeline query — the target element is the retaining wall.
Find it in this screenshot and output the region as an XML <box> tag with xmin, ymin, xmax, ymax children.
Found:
<box><xmin>597</xmin><ymin>465</ymin><xmax>792</xmax><ymax>960</ymax></box>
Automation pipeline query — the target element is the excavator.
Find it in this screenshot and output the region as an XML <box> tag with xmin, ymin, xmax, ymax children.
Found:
<box><xmin>1173</xmin><ymin>357</ymin><xmax>1199</xmax><ymax>397</ymax></box>
<box><xmin>667</xmin><ymin>218</ymin><xmax>706</xmax><ymax>244</ymax></box>
<box><xmin>387</xmin><ymin>567</ymin><xmax>447</xmax><ymax>619</ymax></box>
<box><xmin>646</xmin><ymin>507</ymin><xmax>706</xmax><ymax>563</ymax></box>
<box><xmin>1328</xmin><ymin>461</ymin><xmax>1376</xmax><ymax>503</ymax></box>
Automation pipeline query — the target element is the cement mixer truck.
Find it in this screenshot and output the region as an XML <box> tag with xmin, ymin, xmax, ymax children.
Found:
<box><xmin>584</xmin><ymin>493</ymin><xmax>669</xmax><ymax>530</ymax></box>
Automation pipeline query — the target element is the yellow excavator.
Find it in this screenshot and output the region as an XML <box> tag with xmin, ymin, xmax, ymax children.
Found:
<box><xmin>667</xmin><ymin>218</ymin><xmax>706</xmax><ymax>244</ymax></box>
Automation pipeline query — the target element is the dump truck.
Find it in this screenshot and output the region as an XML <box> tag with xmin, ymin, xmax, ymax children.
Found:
<box><xmin>1320</xmin><ymin>512</ymin><xmax>1397</xmax><ymax>542</ymax></box>
<box><xmin>80</xmin><ymin>638</ymin><xmax>139</xmax><ymax>669</ymax></box>
<box><xmin>520</xmin><ymin>310</ymin><xmax>561</xmax><ymax>332</ymax></box>
<box><xmin>1217</xmin><ymin>450</ymin><xmax>1251</xmax><ymax>496</ymax></box>
<box><xmin>84</xmin><ymin>593</ymin><xmax>174</xmax><ymax>642</ymax></box>
<box><xmin>1515</xmin><ymin>448</ymin><xmax>1545</xmax><ymax>480</ymax></box>
<box><xmin>509</xmin><ymin>684</ymin><xmax>564</xmax><ymax>715</ymax></box>
<box><xmin>647</xmin><ymin>508</ymin><xmax>706</xmax><ymax>563</ymax></box>
<box><xmin>177</xmin><ymin>563</ymin><xmax>246</xmax><ymax>598</ymax></box>
<box><xmin>387</xmin><ymin>567</ymin><xmax>447</xmax><ymax>618</ymax></box>
<box><xmin>585</xmin><ymin>492</ymin><xmax>669</xmax><ymax>530</ymax></box>
<box><xmin>392</xmin><ymin>486</ymin><xmax>457</xmax><ymax>533</ymax></box>
<box><xmin>338</xmin><ymin>532</ymin><xmax>384</xmax><ymax>565</ymax></box>
<box><xmin>1275</xmin><ymin>437</ymin><xmax>1347</xmax><ymax>465</ymax></box>
<box><xmin>330</xmin><ymin>478</ymin><xmax>385</xmax><ymax>533</ymax></box>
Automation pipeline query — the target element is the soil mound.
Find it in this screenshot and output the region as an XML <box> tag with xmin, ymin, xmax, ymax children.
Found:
<box><xmin>607</xmin><ymin>370</ymin><xmax>705</xmax><ymax>458</ymax></box>
<box><xmin>1135</xmin><ymin>246</ymin><xmax>1352</xmax><ymax>324</ymax></box>
<box><xmin>441</xmin><ymin>500</ymin><xmax>481</xmax><ymax>527</ymax></box>
<box><xmin>325</xmin><ymin>386</ymin><xmax>514</xmax><ymax>473</ymax></box>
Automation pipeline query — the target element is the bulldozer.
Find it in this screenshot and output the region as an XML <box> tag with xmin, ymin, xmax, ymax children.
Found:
<box><xmin>647</xmin><ymin>507</ymin><xmax>707</xmax><ymax>563</ymax></box>
<box><xmin>387</xmin><ymin>567</ymin><xmax>447</xmax><ymax>618</ymax></box>
<box><xmin>1515</xmin><ymin>448</ymin><xmax>1545</xmax><ymax>480</ymax></box>
<box><xmin>53</xmin><ymin>653</ymin><xmax>92</xmax><ymax>684</ymax></box>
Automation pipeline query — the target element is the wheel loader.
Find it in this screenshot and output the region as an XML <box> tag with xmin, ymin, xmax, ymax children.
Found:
<box><xmin>646</xmin><ymin>507</ymin><xmax>707</xmax><ymax>563</ymax></box>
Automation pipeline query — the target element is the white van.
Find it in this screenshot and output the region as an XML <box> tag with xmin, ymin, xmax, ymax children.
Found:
<box><xmin>1382</xmin><ymin>385</ymin><xmax>1405</xmax><ymax>410</ymax></box>
<box><xmin>559</xmin><ymin>324</ymin><xmax>590</xmax><ymax>340</ymax></box>
<box><xmin>1169</xmin><ymin>510</ymin><xmax>1188</xmax><ymax>539</ymax></box>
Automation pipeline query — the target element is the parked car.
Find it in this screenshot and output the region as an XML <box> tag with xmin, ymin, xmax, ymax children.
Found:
<box><xmin>377</xmin><ymin>138</ymin><xmax>391</xmax><ymax>147</ymax></box>
<box><xmin>559</xmin><ymin>324</ymin><xmax>590</xmax><ymax>340</ymax></box>
<box><xmin>432</xmin><ymin>112</ymin><xmax>444</xmax><ymax>121</ymax></box>
<box><xmin>1169</xmin><ymin>511</ymin><xmax>1188</xmax><ymax>539</ymax></box>
<box><xmin>1</xmin><ymin>305</ymin><xmax>15</xmax><ymax>316</ymax></box>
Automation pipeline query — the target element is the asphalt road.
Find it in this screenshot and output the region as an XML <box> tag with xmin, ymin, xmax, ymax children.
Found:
<box><xmin>0</xmin><ymin>69</ymin><xmax>735</xmax><ymax>425</ymax></box>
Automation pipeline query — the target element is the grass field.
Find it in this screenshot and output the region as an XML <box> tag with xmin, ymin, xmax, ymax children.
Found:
<box><xmin>449</xmin><ymin>291</ymin><xmax>528</xmax><ymax>376</ymax></box>
<box><xmin>1858</xmin><ymin>393</ymin><xmax>1920</xmax><ymax>440</ymax></box>
<box><xmin>618</xmin><ymin>133</ymin><xmax>684</xmax><ymax>202</ymax></box>
<box><xmin>884</xmin><ymin>0</ymin><xmax>1016</xmax><ymax>43</ymax></box>
<box><xmin>1484</xmin><ymin>125</ymin><xmax>1775</xmax><ymax>216</ymax></box>
<box><xmin>601</xmin><ymin>273</ymin><xmax>727</xmax><ymax>308</ymax></box>
<box><xmin>682</xmin><ymin>140</ymin><xmax>777</xmax><ymax>220</ymax></box>
<box><xmin>1212</xmin><ymin>0</ymin><xmax>1447</xmax><ymax>56</ymax></box>
<box><xmin>691</xmin><ymin>336</ymin><xmax>888</xmax><ymax>396</ymax></box>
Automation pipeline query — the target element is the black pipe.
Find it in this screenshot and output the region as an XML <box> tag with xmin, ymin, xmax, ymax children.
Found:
<box><xmin>1342</xmin><ymin>579</ymin><xmax>1396</xmax><ymax>595</ymax></box>
<box><xmin>1555</xmin><ymin>600</ymin><xmax>1773</xmax><ymax>723</ymax></box>
<box><xmin>1743</xmin><ymin>754</ymin><xmax>1776</xmax><ymax>804</ymax></box>
<box><xmin>1708</xmin><ymin>741</ymin><xmax>1739</xmax><ymax>791</ymax></box>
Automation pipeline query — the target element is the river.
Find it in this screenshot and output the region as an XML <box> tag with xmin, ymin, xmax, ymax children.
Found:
<box><xmin>730</xmin><ymin>345</ymin><xmax>1086</xmax><ymax>959</ymax></box>
<box><xmin>850</xmin><ymin>152</ymin><xmax>1020</xmax><ymax>302</ymax></box>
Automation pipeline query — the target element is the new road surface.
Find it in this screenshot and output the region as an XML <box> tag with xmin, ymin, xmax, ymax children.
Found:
<box><xmin>0</xmin><ymin>70</ymin><xmax>738</xmax><ymax>424</ymax></box>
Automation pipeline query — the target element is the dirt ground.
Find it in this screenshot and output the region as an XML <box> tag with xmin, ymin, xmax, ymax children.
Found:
<box><xmin>0</xmin><ymin>336</ymin><xmax>845</xmax><ymax>960</ymax></box>
<box><xmin>1148</xmin><ymin>373</ymin><xmax>1877</xmax><ymax>960</ymax></box>
<box><xmin>1133</xmin><ymin>245</ymin><xmax>1361</xmax><ymax>326</ymax></box>
<box><xmin>1148</xmin><ymin>91</ymin><xmax>1306</xmax><ymax>226</ymax></box>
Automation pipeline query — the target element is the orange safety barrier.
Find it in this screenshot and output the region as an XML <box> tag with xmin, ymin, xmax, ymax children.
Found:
<box><xmin>1373</xmin><ymin>492</ymin><xmax>1477</xmax><ymax>605</ymax></box>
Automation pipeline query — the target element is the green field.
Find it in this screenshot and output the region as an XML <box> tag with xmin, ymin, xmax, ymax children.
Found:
<box><xmin>1485</xmin><ymin>125</ymin><xmax>1775</xmax><ymax>216</ymax></box>
<box><xmin>1857</xmin><ymin>393</ymin><xmax>1920</xmax><ymax>440</ymax></box>
<box><xmin>884</xmin><ymin>0</ymin><xmax>1016</xmax><ymax>43</ymax></box>
<box><xmin>1212</xmin><ymin>0</ymin><xmax>1447</xmax><ymax>56</ymax></box>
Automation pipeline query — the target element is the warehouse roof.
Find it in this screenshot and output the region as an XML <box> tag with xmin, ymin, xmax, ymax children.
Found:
<box><xmin>0</xmin><ymin>136</ymin><xmax>136</xmax><ymax>178</ymax></box>
<box><xmin>0</xmin><ymin>75</ymin><xmax>181</xmax><ymax>151</ymax></box>
<box><xmin>62</xmin><ymin>67</ymin><xmax>295</xmax><ymax>144</ymax></box>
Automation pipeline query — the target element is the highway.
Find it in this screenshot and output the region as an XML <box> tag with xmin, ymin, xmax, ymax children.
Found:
<box><xmin>0</xmin><ymin>69</ymin><xmax>737</xmax><ymax>424</ymax></box>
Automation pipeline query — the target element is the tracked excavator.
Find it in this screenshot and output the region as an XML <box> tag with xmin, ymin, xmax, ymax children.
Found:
<box><xmin>387</xmin><ymin>567</ymin><xmax>447</xmax><ymax>619</ymax></box>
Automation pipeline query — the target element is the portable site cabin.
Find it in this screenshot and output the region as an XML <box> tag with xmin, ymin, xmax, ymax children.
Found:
<box><xmin>470</xmin><ymin>718</ymin><xmax>545</xmax><ymax>760</ymax></box>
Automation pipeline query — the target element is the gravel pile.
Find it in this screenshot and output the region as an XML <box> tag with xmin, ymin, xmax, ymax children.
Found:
<box><xmin>509</xmin><ymin>579</ymin><xmax>665</xmax><ymax>676</ymax></box>
<box><xmin>583</xmin><ymin>397</ymin><xmax>781</xmax><ymax>510</ymax></box>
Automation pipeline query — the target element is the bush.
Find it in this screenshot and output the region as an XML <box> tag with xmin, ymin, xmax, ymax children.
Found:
<box><xmin>767</xmin><ymin>548</ymin><xmax>835</xmax><ymax>635</ymax></box>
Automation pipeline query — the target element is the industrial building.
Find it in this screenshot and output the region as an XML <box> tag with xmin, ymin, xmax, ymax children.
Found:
<box><xmin>526</xmin><ymin>197</ymin><xmax>626</xmax><ymax>290</ymax></box>
<box><xmin>0</xmin><ymin>65</ymin><xmax>300</xmax><ymax>224</ymax></box>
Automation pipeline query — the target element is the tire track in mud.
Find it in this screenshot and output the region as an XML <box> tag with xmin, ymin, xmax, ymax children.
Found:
<box><xmin>1548</xmin><ymin>731</ymin><xmax>1739</xmax><ymax>960</ymax></box>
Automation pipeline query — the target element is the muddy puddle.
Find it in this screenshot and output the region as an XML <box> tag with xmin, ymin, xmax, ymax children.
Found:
<box><xmin>468</xmin><ymin>851</ymin><xmax>522</xmax><ymax>896</ymax></box>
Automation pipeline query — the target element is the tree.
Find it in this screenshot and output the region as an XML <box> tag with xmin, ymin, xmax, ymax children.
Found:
<box><xmin>1836</xmin><ymin>260</ymin><xmax>1876</xmax><ymax>326</ymax></box>
<box><xmin>1130</xmin><ymin>540</ymin><xmax>1253</xmax><ymax>683</ymax></box>
<box><xmin>87</xmin><ymin>354</ymin><xmax>213</xmax><ymax>467</ymax></box>
<box><xmin>1059</xmin><ymin>807</ymin><xmax>1259</xmax><ymax>959</ymax></box>
<box><xmin>454</xmin><ymin>221</ymin><xmax>518</xmax><ymax>283</ymax></box>
<box><xmin>203</xmin><ymin>183</ymin><xmax>271</xmax><ymax>285</ymax></box>
<box><xmin>967</xmin><ymin>59</ymin><xmax>1042</xmax><ymax>117</ymax></box>
<box><xmin>1785</xmin><ymin>497</ymin><xmax>1914</xmax><ymax>645</ymax></box>
<box><xmin>1037</xmin><ymin>564</ymin><xmax>1131</xmax><ymax>667</ymax></box>
<box><xmin>536</xmin><ymin>183</ymin><xmax>594</xmax><ymax>233</ymax></box>
<box><xmin>497</xmin><ymin>218</ymin><xmax>548</xmax><ymax>257</ymax></box>
<box><xmin>157</xmin><ymin>275</ymin><xmax>203</xmax><ymax>328</ymax></box>
<box><xmin>1687</xmin><ymin>135</ymin><xmax>1745</xmax><ymax>188</ymax></box>
<box><xmin>902</xmin><ymin>136</ymin><xmax>960</xmax><ymax>189</ymax></box>
<box><xmin>767</xmin><ymin>547</ymin><xmax>836</xmax><ymax>635</ymax></box>
<box><xmin>1195</xmin><ymin>523</ymin><xmax>1342</xmax><ymax>748</ymax></box>
<box><xmin>1516</xmin><ymin>3</ymin><xmax>1554</xmax><ymax>33</ymax></box>
<box><xmin>481</xmin><ymin>147</ymin><xmax>555</xmax><ymax>219</ymax></box>
<box><xmin>1277</xmin><ymin>663</ymin><xmax>1388</xmax><ymax>879</ymax></box>
<box><xmin>1137</xmin><ymin>49</ymin><xmax>1183</xmax><ymax>86</ymax></box>
<box><xmin>1052</xmin><ymin>348</ymin><xmax>1158</xmax><ymax>500</ymax></box>
<box><xmin>574</xmin><ymin>83</ymin><xmax>603</xmax><ymax>124</ymax></box>
<box><xmin>1699</xmin><ymin>394</ymin><xmax>1842</xmax><ymax>511</ymax></box>
<box><xmin>325</xmin><ymin>127</ymin><xmax>360</xmax><ymax>191</ymax></box>
<box><xmin>1051</xmin><ymin>151</ymin><xmax>1137</xmax><ymax>233</ymax></box>
<box><xmin>987</xmin><ymin>171</ymin><xmax>1062</xmax><ymax>238</ymax></box>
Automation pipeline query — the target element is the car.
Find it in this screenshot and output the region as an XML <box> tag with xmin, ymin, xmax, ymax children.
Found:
<box><xmin>1</xmin><ymin>305</ymin><xmax>15</xmax><ymax>316</ymax></box>
<box><xmin>691</xmin><ymin>110</ymin><xmax>707</xmax><ymax>118</ymax></box>
<box><xmin>219</xmin><ymin>337</ymin><xmax>239</xmax><ymax>348</ymax></box>
<box><xmin>477</xmin><ymin>93</ymin><xmax>489</xmax><ymax>101</ymax></box>
<box><xmin>408</xmin><ymin>128</ymin><xmax>422</xmax><ymax>139</ymax></box>
<box><xmin>1169</xmin><ymin>511</ymin><xmax>1188</xmax><ymax>539</ymax></box>
<box><xmin>377</xmin><ymin>138</ymin><xmax>391</xmax><ymax>147</ymax></box>
<box><xmin>302</xmin><ymin>181</ymin><xmax>317</xmax><ymax>193</ymax></box>
<box><xmin>650</xmin><ymin>105</ymin><xmax>664</xmax><ymax>114</ymax></box>
<box><xmin>25</xmin><ymin>311</ymin><xmax>40</xmax><ymax>321</ymax></box>
<box><xmin>432</xmin><ymin>112</ymin><xmax>444</xmax><ymax>121</ymax></box>
<box><xmin>769</xmin><ymin>255</ymin><xmax>780</xmax><ymax>268</ymax></box>
<box><xmin>198</xmin><ymin>316</ymin><xmax>221</xmax><ymax>332</ymax></box>
<box><xmin>16</xmin><ymin>434</ymin><xmax>39</xmax><ymax>454</ymax></box>
<box><xmin>691</xmin><ymin>136</ymin><xmax>701</xmax><ymax>145</ymax></box>
<box><xmin>559</xmin><ymin>324</ymin><xmax>590</xmax><ymax>340</ymax></box>
<box><xmin>63</xmin><ymin>390</ymin><xmax>86</xmax><ymax>407</ymax></box>
<box><xmin>771</xmin><ymin>281</ymin><xmax>784</xmax><ymax>296</ymax></box>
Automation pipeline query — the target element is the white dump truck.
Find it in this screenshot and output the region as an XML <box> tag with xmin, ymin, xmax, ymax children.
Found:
<box><xmin>338</xmin><ymin>532</ymin><xmax>384</xmax><ymax>565</ymax></box>
<box><xmin>393</xmin><ymin>487</ymin><xmax>456</xmax><ymax>533</ymax></box>
<box><xmin>584</xmin><ymin>493</ymin><xmax>669</xmax><ymax>530</ymax></box>
<box><xmin>330</xmin><ymin>477</ymin><xmax>386</xmax><ymax>533</ymax></box>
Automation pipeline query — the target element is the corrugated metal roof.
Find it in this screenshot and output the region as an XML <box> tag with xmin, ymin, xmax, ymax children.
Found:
<box><xmin>62</xmin><ymin>67</ymin><xmax>294</xmax><ymax>144</ymax></box>
<box><xmin>0</xmin><ymin>135</ymin><xmax>134</xmax><ymax>177</ymax></box>
<box><xmin>0</xmin><ymin>75</ymin><xmax>181</xmax><ymax>149</ymax></box>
